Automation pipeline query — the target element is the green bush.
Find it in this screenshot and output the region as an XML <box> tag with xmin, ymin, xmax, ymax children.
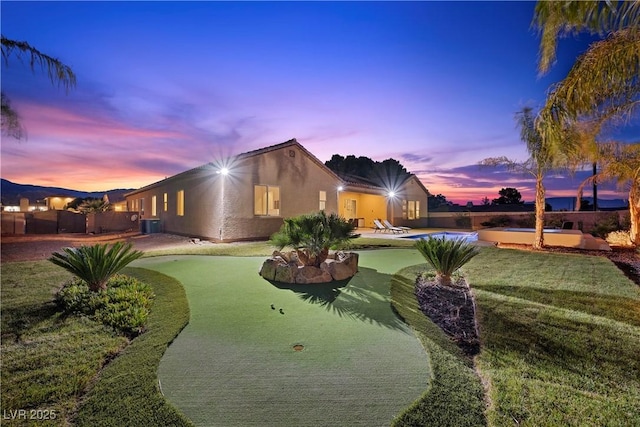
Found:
<box><xmin>57</xmin><ymin>274</ymin><xmax>154</xmax><ymax>335</ymax></box>
<box><xmin>591</xmin><ymin>213</ymin><xmax>623</xmax><ymax>238</ymax></box>
<box><xmin>269</xmin><ymin>210</ymin><xmax>358</xmax><ymax>266</ymax></box>
<box><xmin>49</xmin><ymin>242</ymin><xmax>144</xmax><ymax>292</ymax></box>
<box><xmin>415</xmin><ymin>237</ymin><xmax>479</xmax><ymax>286</ymax></box>
<box><xmin>516</xmin><ymin>213</ymin><xmax>536</xmax><ymax>228</ymax></box>
<box><xmin>480</xmin><ymin>214</ymin><xmax>511</xmax><ymax>227</ymax></box>
<box><xmin>544</xmin><ymin>214</ymin><xmax>566</xmax><ymax>229</ymax></box>
<box><xmin>454</xmin><ymin>214</ymin><xmax>472</xmax><ymax>228</ymax></box>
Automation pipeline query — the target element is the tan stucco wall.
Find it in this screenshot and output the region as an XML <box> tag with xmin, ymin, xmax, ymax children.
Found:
<box><xmin>46</xmin><ymin>197</ymin><xmax>75</xmax><ymax>210</ymax></box>
<box><xmin>338</xmin><ymin>191</ymin><xmax>386</xmax><ymax>229</ymax></box>
<box><xmin>477</xmin><ymin>227</ymin><xmax>584</xmax><ymax>248</ymax></box>
<box><xmin>391</xmin><ymin>177</ymin><xmax>429</xmax><ymax>227</ymax></box>
<box><xmin>219</xmin><ymin>144</ymin><xmax>341</xmax><ymax>240</ymax></box>
<box><xmin>125</xmin><ymin>166</ymin><xmax>225</xmax><ymax>239</ymax></box>
<box><xmin>125</xmin><ymin>144</ymin><xmax>341</xmax><ymax>241</ymax></box>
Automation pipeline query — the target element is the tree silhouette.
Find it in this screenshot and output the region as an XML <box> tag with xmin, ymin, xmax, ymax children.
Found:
<box><xmin>492</xmin><ymin>188</ymin><xmax>524</xmax><ymax>205</ymax></box>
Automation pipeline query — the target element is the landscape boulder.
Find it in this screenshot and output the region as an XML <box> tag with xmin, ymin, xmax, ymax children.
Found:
<box><xmin>259</xmin><ymin>250</ymin><xmax>359</xmax><ymax>284</ymax></box>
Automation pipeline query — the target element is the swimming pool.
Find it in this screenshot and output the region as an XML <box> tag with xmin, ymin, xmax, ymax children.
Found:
<box><xmin>402</xmin><ymin>231</ymin><xmax>478</xmax><ymax>242</ymax></box>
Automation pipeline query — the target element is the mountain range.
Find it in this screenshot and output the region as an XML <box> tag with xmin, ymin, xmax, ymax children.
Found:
<box><xmin>1</xmin><ymin>178</ymin><xmax>133</xmax><ymax>207</ymax></box>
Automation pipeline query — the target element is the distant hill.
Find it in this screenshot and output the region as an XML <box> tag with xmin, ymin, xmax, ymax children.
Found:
<box><xmin>0</xmin><ymin>178</ymin><xmax>134</xmax><ymax>207</ymax></box>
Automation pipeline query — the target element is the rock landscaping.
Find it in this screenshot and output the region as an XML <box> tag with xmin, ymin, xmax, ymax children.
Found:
<box><xmin>259</xmin><ymin>250</ymin><xmax>359</xmax><ymax>284</ymax></box>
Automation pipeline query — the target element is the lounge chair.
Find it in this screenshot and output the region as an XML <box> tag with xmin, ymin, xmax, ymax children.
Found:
<box><xmin>374</xmin><ymin>219</ymin><xmax>402</xmax><ymax>234</ymax></box>
<box><xmin>561</xmin><ymin>221</ymin><xmax>574</xmax><ymax>230</ymax></box>
<box><xmin>383</xmin><ymin>219</ymin><xmax>410</xmax><ymax>234</ymax></box>
<box><xmin>372</xmin><ymin>219</ymin><xmax>386</xmax><ymax>233</ymax></box>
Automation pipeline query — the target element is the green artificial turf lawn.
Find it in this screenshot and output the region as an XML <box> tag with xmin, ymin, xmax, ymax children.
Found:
<box><xmin>134</xmin><ymin>249</ymin><xmax>431</xmax><ymax>426</ymax></box>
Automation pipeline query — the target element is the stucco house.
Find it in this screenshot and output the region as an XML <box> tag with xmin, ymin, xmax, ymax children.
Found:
<box><xmin>125</xmin><ymin>139</ymin><xmax>429</xmax><ymax>242</ymax></box>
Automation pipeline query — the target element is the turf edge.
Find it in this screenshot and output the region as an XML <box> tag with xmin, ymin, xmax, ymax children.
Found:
<box><xmin>390</xmin><ymin>264</ymin><xmax>487</xmax><ymax>427</ymax></box>
<box><xmin>73</xmin><ymin>267</ymin><xmax>194</xmax><ymax>427</ymax></box>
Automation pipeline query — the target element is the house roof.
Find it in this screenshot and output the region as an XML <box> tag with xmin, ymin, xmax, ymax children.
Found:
<box><xmin>125</xmin><ymin>139</ymin><xmax>429</xmax><ymax>199</ymax></box>
<box><xmin>125</xmin><ymin>139</ymin><xmax>343</xmax><ymax>197</ymax></box>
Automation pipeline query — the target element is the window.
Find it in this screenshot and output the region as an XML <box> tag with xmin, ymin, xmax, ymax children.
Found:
<box><xmin>177</xmin><ymin>190</ymin><xmax>185</xmax><ymax>216</ymax></box>
<box><xmin>402</xmin><ymin>200</ymin><xmax>407</xmax><ymax>220</ymax></box>
<box><xmin>319</xmin><ymin>191</ymin><xmax>327</xmax><ymax>210</ymax></box>
<box><xmin>151</xmin><ymin>195</ymin><xmax>157</xmax><ymax>217</ymax></box>
<box><xmin>407</xmin><ymin>200</ymin><xmax>420</xmax><ymax>220</ymax></box>
<box><xmin>254</xmin><ymin>185</ymin><xmax>280</xmax><ymax>216</ymax></box>
<box><xmin>163</xmin><ymin>193</ymin><xmax>168</xmax><ymax>212</ymax></box>
<box><xmin>140</xmin><ymin>198</ymin><xmax>145</xmax><ymax>215</ymax></box>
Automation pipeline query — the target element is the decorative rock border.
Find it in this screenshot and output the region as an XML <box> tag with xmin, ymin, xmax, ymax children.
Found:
<box><xmin>259</xmin><ymin>250</ymin><xmax>359</xmax><ymax>284</ymax></box>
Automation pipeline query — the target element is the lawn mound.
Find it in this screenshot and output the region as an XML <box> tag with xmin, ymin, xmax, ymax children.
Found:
<box><xmin>415</xmin><ymin>276</ymin><xmax>480</xmax><ymax>356</ymax></box>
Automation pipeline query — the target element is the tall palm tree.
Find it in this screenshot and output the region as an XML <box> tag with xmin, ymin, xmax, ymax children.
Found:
<box><xmin>532</xmin><ymin>1</ymin><xmax>639</xmax><ymax>153</ymax></box>
<box><xmin>1</xmin><ymin>36</ymin><xmax>76</xmax><ymax>139</ymax></box>
<box><xmin>481</xmin><ymin>107</ymin><xmax>570</xmax><ymax>249</ymax></box>
<box><xmin>578</xmin><ymin>142</ymin><xmax>640</xmax><ymax>244</ymax></box>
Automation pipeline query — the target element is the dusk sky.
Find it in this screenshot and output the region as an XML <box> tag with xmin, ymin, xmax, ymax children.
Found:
<box><xmin>1</xmin><ymin>1</ymin><xmax>637</xmax><ymax>204</ymax></box>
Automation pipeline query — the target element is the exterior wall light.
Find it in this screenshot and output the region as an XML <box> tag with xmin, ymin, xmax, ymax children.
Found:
<box><xmin>219</xmin><ymin>167</ymin><xmax>229</xmax><ymax>175</ymax></box>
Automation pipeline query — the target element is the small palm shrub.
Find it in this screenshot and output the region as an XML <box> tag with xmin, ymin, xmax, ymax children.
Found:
<box><xmin>49</xmin><ymin>242</ymin><xmax>144</xmax><ymax>292</ymax></box>
<box><xmin>56</xmin><ymin>274</ymin><xmax>154</xmax><ymax>335</ymax></box>
<box><xmin>270</xmin><ymin>211</ymin><xmax>358</xmax><ymax>266</ymax></box>
<box><xmin>415</xmin><ymin>237</ymin><xmax>479</xmax><ymax>286</ymax></box>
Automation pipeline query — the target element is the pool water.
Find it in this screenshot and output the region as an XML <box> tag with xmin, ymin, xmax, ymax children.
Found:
<box><xmin>402</xmin><ymin>231</ymin><xmax>478</xmax><ymax>242</ymax></box>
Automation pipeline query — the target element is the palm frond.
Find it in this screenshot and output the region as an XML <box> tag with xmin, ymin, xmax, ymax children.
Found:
<box><xmin>268</xmin><ymin>211</ymin><xmax>357</xmax><ymax>266</ymax></box>
<box><xmin>49</xmin><ymin>242</ymin><xmax>143</xmax><ymax>291</ymax></box>
<box><xmin>415</xmin><ymin>237</ymin><xmax>479</xmax><ymax>287</ymax></box>
<box><xmin>533</xmin><ymin>0</ymin><xmax>640</xmax><ymax>74</ymax></box>
<box><xmin>1</xmin><ymin>35</ymin><xmax>76</xmax><ymax>91</ymax></box>
<box><xmin>0</xmin><ymin>92</ymin><xmax>25</xmax><ymax>139</ymax></box>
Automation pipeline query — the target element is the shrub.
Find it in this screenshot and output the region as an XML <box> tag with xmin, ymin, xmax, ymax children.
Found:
<box><xmin>269</xmin><ymin>211</ymin><xmax>358</xmax><ymax>266</ymax></box>
<box><xmin>516</xmin><ymin>213</ymin><xmax>536</xmax><ymax>228</ymax></box>
<box><xmin>454</xmin><ymin>214</ymin><xmax>472</xmax><ymax>228</ymax></box>
<box><xmin>544</xmin><ymin>214</ymin><xmax>566</xmax><ymax>229</ymax></box>
<box><xmin>480</xmin><ymin>214</ymin><xmax>511</xmax><ymax>227</ymax></box>
<box><xmin>57</xmin><ymin>274</ymin><xmax>154</xmax><ymax>335</ymax></box>
<box><xmin>606</xmin><ymin>230</ymin><xmax>633</xmax><ymax>247</ymax></box>
<box><xmin>591</xmin><ymin>213</ymin><xmax>623</xmax><ymax>238</ymax></box>
<box><xmin>49</xmin><ymin>242</ymin><xmax>144</xmax><ymax>291</ymax></box>
<box><xmin>415</xmin><ymin>237</ymin><xmax>479</xmax><ymax>287</ymax></box>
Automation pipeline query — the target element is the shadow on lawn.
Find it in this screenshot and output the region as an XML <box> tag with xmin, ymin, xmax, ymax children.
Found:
<box><xmin>474</xmin><ymin>284</ymin><xmax>640</xmax><ymax>327</ymax></box>
<box><xmin>476</xmin><ymin>295</ymin><xmax>640</xmax><ymax>387</ymax></box>
<box><xmin>269</xmin><ymin>267</ymin><xmax>408</xmax><ymax>331</ymax></box>
<box><xmin>1</xmin><ymin>301</ymin><xmax>60</xmax><ymax>343</ymax></box>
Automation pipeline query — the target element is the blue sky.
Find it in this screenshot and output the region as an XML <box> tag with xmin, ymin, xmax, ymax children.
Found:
<box><xmin>1</xmin><ymin>1</ymin><xmax>635</xmax><ymax>203</ymax></box>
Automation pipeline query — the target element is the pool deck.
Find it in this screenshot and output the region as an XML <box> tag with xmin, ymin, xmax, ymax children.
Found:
<box><xmin>356</xmin><ymin>227</ymin><xmax>453</xmax><ymax>239</ymax></box>
<box><xmin>357</xmin><ymin>227</ymin><xmax>610</xmax><ymax>251</ymax></box>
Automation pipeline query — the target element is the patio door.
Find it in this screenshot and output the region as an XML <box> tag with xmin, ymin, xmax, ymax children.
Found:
<box><xmin>344</xmin><ymin>199</ymin><xmax>357</xmax><ymax>218</ymax></box>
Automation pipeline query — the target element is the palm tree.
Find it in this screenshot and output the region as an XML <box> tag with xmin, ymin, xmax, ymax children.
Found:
<box><xmin>532</xmin><ymin>1</ymin><xmax>639</xmax><ymax>153</ymax></box>
<box><xmin>78</xmin><ymin>198</ymin><xmax>111</xmax><ymax>214</ymax></box>
<box><xmin>577</xmin><ymin>142</ymin><xmax>640</xmax><ymax>244</ymax></box>
<box><xmin>269</xmin><ymin>211</ymin><xmax>358</xmax><ymax>267</ymax></box>
<box><xmin>1</xmin><ymin>36</ymin><xmax>76</xmax><ymax>139</ymax></box>
<box><xmin>49</xmin><ymin>242</ymin><xmax>143</xmax><ymax>292</ymax></box>
<box><xmin>415</xmin><ymin>236</ymin><xmax>479</xmax><ymax>287</ymax></box>
<box><xmin>481</xmin><ymin>107</ymin><xmax>570</xmax><ymax>249</ymax></box>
